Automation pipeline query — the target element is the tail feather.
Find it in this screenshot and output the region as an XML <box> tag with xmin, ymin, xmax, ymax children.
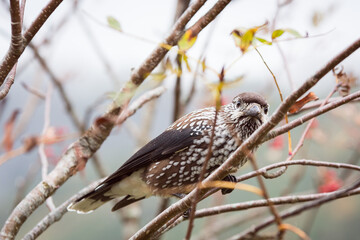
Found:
<box><xmin>111</xmin><ymin>195</ymin><xmax>145</xmax><ymax>212</ymax></box>
<box><xmin>68</xmin><ymin>197</ymin><xmax>108</xmax><ymax>214</ymax></box>
<box><xmin>67</xmin><ymin>184</ymin><xmax>113</xmax><ymax>214</ymax></box>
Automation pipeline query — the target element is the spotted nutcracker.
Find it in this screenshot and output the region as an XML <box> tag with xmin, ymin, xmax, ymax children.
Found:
<box><xmin>68</xmin><ymin>92</ymin><xmax>268</xmax><ymax>213</ymax></box>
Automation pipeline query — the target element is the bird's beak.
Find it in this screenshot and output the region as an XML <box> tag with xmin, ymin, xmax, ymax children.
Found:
<box><xmin>244</xmin><ymin>104</ymin><xmax>261</xmax><ymax>117</ymax></box>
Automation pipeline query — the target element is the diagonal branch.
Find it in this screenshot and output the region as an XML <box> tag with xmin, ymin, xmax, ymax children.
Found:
<box><xmin>22</xmin><ymin>178</ymin><xmax>104</xmax><ymax>240</ymax></box>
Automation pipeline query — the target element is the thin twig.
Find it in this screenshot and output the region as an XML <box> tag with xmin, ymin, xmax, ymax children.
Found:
<box><xmin>255</xmin><ymin>47</ymin><xmax>292</xmax><ymax>155</ymax></box>
<box><xmin>117</xmin><ymin>86</ymin><xmax>167</xmax><ymax>125</ymax></box>
<box><xmin>21</xmin><ymin>82</ymin><xmax>45</xmax><ymax>99</ymax></box>
<box><xmin>248</xmin><ymin>154</ymin><xmax>284</xmax><ymax>239</ymax></box>
<box><xmin>38</xmin><ymin>84</ymin><xmax>56</xmax><ymax>211</ymax></box>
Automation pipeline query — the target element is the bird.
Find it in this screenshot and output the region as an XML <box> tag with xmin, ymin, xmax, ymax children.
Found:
<box><xmin>68</xmin><ymin>92</ymin><xmax>268</xmax><ymax>214</ymax></box>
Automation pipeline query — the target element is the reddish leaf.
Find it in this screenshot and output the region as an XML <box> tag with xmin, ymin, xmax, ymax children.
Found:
<box><xmin>318</xmin><ymin>170</ymin><xmax>343</xmax><ymax>193</ymax></box>
<box><xmin>1</xmin><ymin>110</ymin><xmax>19</xmax><ymax>151</ymax></box>
<box><xmin>269</xmin><ymin>135</ymin><xmax>284</xmax><ymax>150</ymax></box>
<box><xmin>288</xmin><ymin>92</ymin><xmax>319</xmax><ymax>114</ymax></box>
<box><xmin>221</xmin><ymin>96</ymin><xmax>230</xmax><ymax>106</ymax></box>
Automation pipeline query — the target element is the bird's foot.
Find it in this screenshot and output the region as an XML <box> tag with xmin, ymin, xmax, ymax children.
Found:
<box><xmin>221</xmin><ymin>174</ymin><xmax>237</xmax><ymax>195</ymax></box>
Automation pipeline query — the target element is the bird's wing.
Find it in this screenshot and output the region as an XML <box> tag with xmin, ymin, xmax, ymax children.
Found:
<box><xmin>100</xmin><ymin>127</ymin><xmax>204</xmax><ymax>186</ymax></box>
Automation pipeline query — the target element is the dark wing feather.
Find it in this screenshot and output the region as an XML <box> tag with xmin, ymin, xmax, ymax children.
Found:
<box><xmin>76</xmin><ymin>128</ymin><xmax>203</xmax><ymax>203</ymax></box>
<box><xmin>100</xmin><ymin>128</ymin><xmax>201</xmax><ymax>186</ymax></box>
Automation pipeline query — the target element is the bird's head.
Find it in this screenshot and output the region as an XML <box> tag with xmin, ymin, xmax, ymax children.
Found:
<box><xmin>223</xmin><ymin>92</ymin><xmax>269</xmax><ymax>140</ymax></box>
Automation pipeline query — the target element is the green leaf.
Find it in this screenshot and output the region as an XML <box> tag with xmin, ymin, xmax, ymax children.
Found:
<box><xmin>256</xmin><ymin>37</ymin><xmax>272</xmax><ymax>45</ymax></box>
<box><xmin>272</xmin><ymin>29</ymin><xmax>285</xmax><ymax>39</ymax></box>
<box><xmin>107</xmin><ymin>16</ymin><xmax>122</xmax><ymax>32</ymax></box>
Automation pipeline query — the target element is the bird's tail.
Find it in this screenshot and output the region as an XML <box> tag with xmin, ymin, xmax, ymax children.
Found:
<box><xmin>67</xmin><ymin>184</ymin><xmax>113</xmax><ymax>214</ymax></box>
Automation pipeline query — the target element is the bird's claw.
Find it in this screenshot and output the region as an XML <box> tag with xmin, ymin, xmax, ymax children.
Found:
<box><xmin>221</xmin><ymin>174</ymin><xmax>237</xmax><ymax>195</ymax></box>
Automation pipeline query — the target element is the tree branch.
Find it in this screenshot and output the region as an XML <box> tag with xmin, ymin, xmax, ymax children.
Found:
<box><xmin>233</xmin><ymin>177</ymin><xmax>360</xmax><ymax>239</ymax></box>
<box><xmin>0</xmin><ymin>0</ymin><xmax>64</xmax><ymax>85</ymax></box>
<box><xmin>0</xmin><ymin>0</ymin><xmax>22</xmax><ymax>99</ymax></box>
<box><xmin>22</xmin><ymin>179</ymin><xmax>104</xmax><ymax>240</ymax></box>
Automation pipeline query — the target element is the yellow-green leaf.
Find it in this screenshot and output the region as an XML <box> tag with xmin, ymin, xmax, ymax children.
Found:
<box><xmin>272</xmin><ymin>28</ymin><xmax>301</xmax><ymax>40</ymax></box>
<box><xmin>182</xmin><ymin>54</ymin><xmax>191</xmax><ymax>72</ymax></box>
<box><xmin>256</xmin><ymin>37</ymin><xmax>272</xmax><ymax>45</ymax></box>
<box><xmin>272</xmin><ymin>29</ymin><xmax>285</xmax><ymax>39</ymax></box>
<box><xmin>240</xmin><ymin>29</ymin><xmax>255</xmax><ymax>53</ymax></box>
<box><xmin>178</xmin><ymin>29</ymin><xmax>197</xmax><ymax>51</ymax></box>
<box><xmin>107</xmin><ymin>16</ymin><xmax>122</xmax><ymax>32</ymax></box>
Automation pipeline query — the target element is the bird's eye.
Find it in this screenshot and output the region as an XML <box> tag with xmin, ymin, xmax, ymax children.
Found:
<box><xmin>236</xmin><ymin>100</ymin><xmax>242</xmax><ymax>108</ymax></box>
<box><xmin>263</xmin><ymin>105</ymin><xmax>269</xmax><ymax>114</ymax></box>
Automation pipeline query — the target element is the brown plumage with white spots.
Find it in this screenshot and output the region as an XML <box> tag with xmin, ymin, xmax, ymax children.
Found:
<box><xmin>68</xmin><ymin>92</ymin><xmax>268</xmax><ymax>213</ymax></box>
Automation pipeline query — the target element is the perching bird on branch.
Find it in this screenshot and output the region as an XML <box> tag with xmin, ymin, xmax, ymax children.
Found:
<box><xmin>68</xmin><ymin>92</ymin><xmax>268</xmax><ymax>213</ymax></box>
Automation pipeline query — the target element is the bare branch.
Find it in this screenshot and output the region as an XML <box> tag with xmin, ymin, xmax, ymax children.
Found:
<box><xmin>0</xmin><ymin>0</ymin><xmax>22</xmax><ymax>99</ymax></box>
<box><xmin>117</xmin><ymin>86</ymin><xmax>167</xmax><ymax>125</ymax></box>
<box><xmin>38</xmin><ymin>84</ymin><xmax>56</xmax><ymax>211</ymax></box>
<box><xmin>22</xmin><ymin>178</ymin><xmax>104</xmax><ymax>240</ymax></box>
<box><xmin>0</xmin><ymin>0</ymin><xmax>64</xmax><ymax>85</ymax></box>
<box><xmin>156</xmin><ymin>158</ymin><xmax>360</xmax><ymax>235</ymax></box>
<box><xmin>162</xmin><ymin>187</ymin><xmax>360</xmax><ymax>233</ymax></box>
<box><xmin>233</xmin><ymin>178</ymin><xmax>360</xmax><ymax>239</ymax></box>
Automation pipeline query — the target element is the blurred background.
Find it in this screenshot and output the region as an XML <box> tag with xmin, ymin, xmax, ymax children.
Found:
<box><xmin>1</xmin><ymin>0</ymin><xmax>360</xmax><ymax>239</ymax></box>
